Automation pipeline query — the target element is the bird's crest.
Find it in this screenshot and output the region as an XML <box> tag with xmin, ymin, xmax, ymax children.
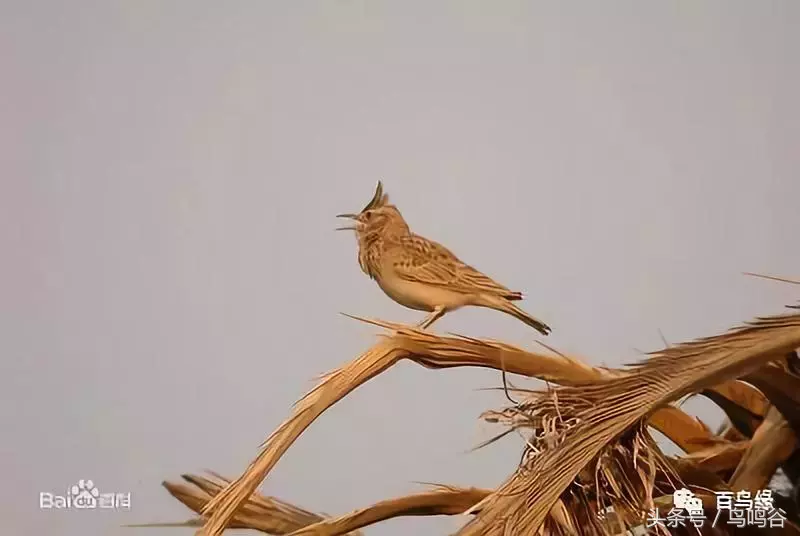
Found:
<box><xmin>360</xmin><ymin>180</ymin><xmax>390</xmax><ymax>213</ymax></box>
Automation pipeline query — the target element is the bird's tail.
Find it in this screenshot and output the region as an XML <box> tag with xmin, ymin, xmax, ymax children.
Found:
<box><xmin>478</xmin><ymin>294</ymin><xmax>551</xmax><ymax>336</ymax></box>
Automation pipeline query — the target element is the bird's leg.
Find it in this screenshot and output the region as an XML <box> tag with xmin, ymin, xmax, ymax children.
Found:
<box><xmin>417</xmin><ymin>305</ymin><xmax>446</xmax><ymax>330</ymax></box>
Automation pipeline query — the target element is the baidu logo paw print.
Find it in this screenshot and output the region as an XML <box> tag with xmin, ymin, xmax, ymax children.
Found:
<box><xmin>40</xmin><ymin>479</ymin><xmax>131</xmax><ymax>510</ymax></box>
<box><xmin>71</xmin><ymin>479</ymin><xmax>99</xmax><ymax>509</ymax></box>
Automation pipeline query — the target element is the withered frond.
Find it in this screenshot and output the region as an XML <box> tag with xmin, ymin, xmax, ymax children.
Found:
<box><xmin>128</xmin><ymin>472</ymin><xmax>357</xmax><ymax>535</ymax></box>
<box><xmin>743</xmin><ymin>363</ymin><xmax>800</xmax><ymax>433</ymax></box>
<box><xmin>494</xmin><ymin>422</ymin><xmax>683</xmax><ymax>536</ymax></box>
<box><xmin>679</xmin><ymin>440</ymin><xmax>750</xmax><ymax>473</ymax></box>
<box><xmin>383</xmin><ymin>318</ymin><xmax>616</xmax><ymax>386</ymax></box>
<box><xmin>645</xmin><ymin>405</ymin><xmax>717</xmax><ymax>453</ymax></box>
<box><xmin>729</xmin><ymin>407</ymin><xmax>797</xmax><ymax>491</ymax></box>
<box><xmin>286</xmin><ymin>485</ymin><xmax>490</xmax><ymax>536</ymax></box>
<box><xmin>189</xmin><ymin>309</ymin><xmax>800</xmax><ymax>536</ymax></box>
<box><xmin>200</xmin><ymin>337</ymin><xmax>406</xmax><ymax>535</ymax></box>
<box><xmin>198</xmin><ymin>315</ymin><xmax>621</xmax><ymax>536</ymax></box>
<box><xmin>457</xmin><ymin>312</ymin><xmax>800</xmax><ymax>535</ymax></box>
<box><xmin>702</xmin><ymin>380</ymin><xmax>769</xmax><ymax>438</ymax></box>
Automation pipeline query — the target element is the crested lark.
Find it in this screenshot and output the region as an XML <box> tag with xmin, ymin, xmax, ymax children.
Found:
<box><xmin>336</xmin><ymin>181</ymin><xmax>551</xmax><ymax>335</ymax></box>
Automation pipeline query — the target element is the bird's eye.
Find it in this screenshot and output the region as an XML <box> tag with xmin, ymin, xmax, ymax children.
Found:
<box><xmin>363</xmin><ymin>212</ymin><xmax>372</xmax><ymax>220</ymax></box>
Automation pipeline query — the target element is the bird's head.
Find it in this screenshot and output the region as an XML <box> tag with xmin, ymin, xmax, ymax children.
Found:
<box><xmin>336</xmin><ymin>181</ymin><xmax>409</xmax><ymax>243</ymax></box>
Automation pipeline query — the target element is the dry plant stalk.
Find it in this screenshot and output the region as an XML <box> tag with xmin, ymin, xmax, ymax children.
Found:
<box><xmin>743</xmin><ymin>272</ymin><xmax>800</xmax><ymax>286</ymax></box>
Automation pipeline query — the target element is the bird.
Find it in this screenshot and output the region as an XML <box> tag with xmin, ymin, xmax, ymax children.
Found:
<box><xmin>336</xmin><ymin>181</ymin><xmax>551</xmax><ymax>335</ymax></box>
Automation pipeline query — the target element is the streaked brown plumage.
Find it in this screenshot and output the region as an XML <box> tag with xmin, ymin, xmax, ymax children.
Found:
<box><xmin>337</xmin><ymin>181</ymin><xmax>551</xmax><ymax>335</ymax></box>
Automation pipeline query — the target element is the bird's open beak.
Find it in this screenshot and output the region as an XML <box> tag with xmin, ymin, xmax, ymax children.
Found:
<box><xmin>335</xmin><ymin>213</ymin><xmax>359</xmax><ymax>231</ymax></box>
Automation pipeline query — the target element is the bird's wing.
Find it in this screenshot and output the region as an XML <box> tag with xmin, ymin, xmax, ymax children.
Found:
<box><xmin>391</xmin><ymin>235</ymin><xmax>518</xmax><ymax>297</ymax></box>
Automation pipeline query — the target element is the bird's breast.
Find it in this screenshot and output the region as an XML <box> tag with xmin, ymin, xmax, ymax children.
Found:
<box><xmin>375</xmin><ymin>264</ymin><xmax>473</xmax><ymax>313</ymax></box>
<box><xmin>374</xmin><ymin>272</ymin><xmax>434</xmax><ymax>312</ymax></box>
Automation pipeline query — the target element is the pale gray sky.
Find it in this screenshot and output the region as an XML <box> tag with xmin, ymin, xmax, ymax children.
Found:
<box><xmin>2</xmin><ymin>2</ymin><xmax>799</xmax><ymax>535</ymax></box>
